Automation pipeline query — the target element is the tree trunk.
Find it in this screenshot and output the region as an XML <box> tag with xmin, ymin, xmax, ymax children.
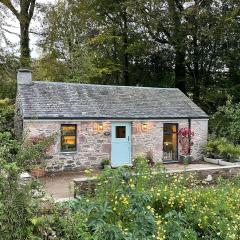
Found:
<box><xmin>175</xmin><ymin>50</ymin><xmax>186</xmax><ymax>93</ymax></box>
<box><xmin>168</xmin><ymin>0</ymin><xmax>186</xmax><ymax>93</ymax></box>
<box><xmin>0</xmin><ymin>0</ymin><xmax>36</xmax><ymax>67</ymax></box>
<box><xmin>122</xmin><ymin>8</ymin><xmax>129</xmax><ymax>86</ymax></box>
<box><xmin>112</xmin><ymin>29</ymin><xmax>120</xmax><ymax>84</ymax></box>
<box><xmin>20</xmin><ymin>21</ymin><xmax>30</xmax><ymax>67</ymax></box>
<box><xmin>192</xmin><ymin>35</ymin><xmax>200</xmax><ymax>103</ymax></box>
<box><xmin>192</xmin><ymin>62</ymin><xmax>200</xmax><ymax>103</ymax></box>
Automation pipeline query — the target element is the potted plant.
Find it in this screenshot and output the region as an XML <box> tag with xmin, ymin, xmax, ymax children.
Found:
<box><xmin>146</xmin><ymin>150</ymin><xmax>154</xmax><ymax>166</ymax></box>
<box><xmin>178</xmin><ymin>127</ymin><xmax>194</xmax><ymax>164</ymax></box>
<box><xmin>101</xmin><ymin>158</ymin><xmax>111</xmax><ymax>169</ymax></box>
<box><xmin>30</xmin><ymin>163</ymin><xmax>46</xmax><ymax>178</ymax></box>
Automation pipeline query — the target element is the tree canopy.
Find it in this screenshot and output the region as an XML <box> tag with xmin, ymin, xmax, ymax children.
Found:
<box><xmin>0</xmin><ymin>0</ymin><xmax>239</xmax><ymax>114</ymax></box>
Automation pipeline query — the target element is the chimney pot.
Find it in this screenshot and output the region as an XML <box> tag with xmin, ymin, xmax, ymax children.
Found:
<box><xmin>17</xmin><ymin>69</ymin><xmax>32</xmax><ymax>85</ymax></box>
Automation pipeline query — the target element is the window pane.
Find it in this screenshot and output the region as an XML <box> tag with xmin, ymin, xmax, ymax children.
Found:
<box><xmin>61</xmin><ymin>124</ymin><xmax>77</xmax><ymax>151</ymax></box>
<box><xmin>163</xmin><ymin>132</ymin><xmax>177</xmax><ymax>160</ymax></box>
<box><xmin>62</xmin><ymin>125</ymin><xmax>76</xmax><ymax>135</ymax></box>
<box><xmin>62</xmin><ymin>136</ymin><xmax>76</xmax><ymax>145</ymax></box>
<box><xmin>61</xmin><ymin>136</ymin><xmax>76</xmax><ymax>151</ymax></box>
<box><xmin>116</xmin><ymin>126</ymin><xmax>126</xmax><ymax>138</ymax></box>
<box><xmin>164</xmin><ymin>124</ymin><xmax>177</xmax><ymax>133</ymax></box>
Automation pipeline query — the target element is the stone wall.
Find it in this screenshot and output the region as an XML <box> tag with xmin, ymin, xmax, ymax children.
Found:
<box><xmin>132</xmin><ymin>121</ymin><xmax>163</xmax><ymax>162</ymax></box>
<box><xmin>14</xmin><ymin>94</ymin><xmax>23</xmax><ymax>139</ymax></box>
<box><xmin>23</xmin><ymin>118</ymin><xmax>208</xmax><ymax>172</ymax></box>
<box><xmin>191</xmin><ymin>119</ymin><xmax>208</xmax><ymax>160</ymax></box>
<box><xmin>24</xmin><ymin>121</ymin><xmax>111</xmax><ymax>171</ymax></box>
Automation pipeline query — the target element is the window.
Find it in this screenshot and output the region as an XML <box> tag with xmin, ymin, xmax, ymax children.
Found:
<box><xmin>61</xmin><ymin>124</ymin><xmax>77</xmax><ymax>152</ymax></box>
<box><xmin>116</xmin><ymin>126</ymin><xmax>126</xmax><ymax>138</ymax></box>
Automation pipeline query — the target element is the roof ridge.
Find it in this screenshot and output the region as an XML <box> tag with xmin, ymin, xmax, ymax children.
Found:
<box><xmin>32</xmin><ymin>81</ymin><xmax>179</xmax><ymax>91</ymax></box>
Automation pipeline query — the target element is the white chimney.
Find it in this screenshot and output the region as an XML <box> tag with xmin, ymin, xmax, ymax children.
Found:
<box><xmin>17</xmin><ymin>69</ymin><xmax>32</xmax><ymax>85</ymax></box>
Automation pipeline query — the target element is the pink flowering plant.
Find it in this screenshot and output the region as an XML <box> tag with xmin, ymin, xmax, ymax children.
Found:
<box><xmin>178</xmin><ymin>128</ymin><xmax>194</xmax><ymax>156</ymax></box>
<box><xmin>23</xmin><ymin>134</ymin><xmax>55</xmax><ymax>168</ymax></box>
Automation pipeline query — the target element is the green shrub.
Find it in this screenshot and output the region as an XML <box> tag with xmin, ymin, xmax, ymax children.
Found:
<box><xmin>0</xmin><ymin>131</ymin><xmax>56</xmax><ymax>240</ymax></box>
<box><xmin>31</xmin><ymin>163</ymin><xmax>240</xmax><ymax>240</ymax></box>
<box><xmin>2</xmin><ymin>148</ymin><xmax>240</xmax><ymax>239</ymax></box>
<box><xmin>0</xmin><ymin>99</ymin><xmax>14</xmax><ymax>133</ymax></box>
<box><xmin>204</xmin><ymin>138</ymin><xmax>228</xmax><ymax>158</ymax></box>
<box><xmin>101</xmin><ymin>158</ymin><xmax>111</xmax><ymax>168</ymax></box>
<box><xmin>204</xmin><ymin>138</ymin><xmax>240</xmax><ymax>161</ymax></box>
<box><xmin>210</xmin><ymin>101</ymin><xmax>240</xmax><ymax>144</ymax></box>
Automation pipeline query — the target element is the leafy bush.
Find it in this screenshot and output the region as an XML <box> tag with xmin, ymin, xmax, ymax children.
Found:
<box><xmin>210</xmin><ymin>101</ymin><xmax>240</xmax><ymax>144</ymax></box>
<box><xmin>30</xmin><ymin>157</ymin><xmax>240</xmax><ymax>239</ymax></box>
<box><xmin>204</xmin><ymin>138</ymin><xmax>228</xmax><ymax>158</ymax></box>
<box><xmin>2</xmin><ymin>145</ymin><xmax>240</xmax><ymax>239</ymax></box>
<box><xmin>0</xmin><ymin>99</ymin><xmax>14</xmax><ymax>132</ymax></box>
<box><xmin>101</xmin><ymin>158</ymin><xmax>111</xmax><ymax>168</ymax></box>
<box><xmin>0</xmin><ymin>130</ymin><xmax>55</xmax><ymax>240</ymax></box>
<box><xmin>204</xmin><ymin>138</ymin><xmax>240</xmax><ymax>161</ymax></box>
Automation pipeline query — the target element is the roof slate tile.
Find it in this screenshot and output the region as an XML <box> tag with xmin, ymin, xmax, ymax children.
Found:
<box><xmin>18</xmin><ymin>81</ymin><xmax>208</xmax><ymax>119</ymax></box>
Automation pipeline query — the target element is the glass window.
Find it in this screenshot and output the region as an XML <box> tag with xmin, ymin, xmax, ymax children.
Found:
<box><xmin>61</xmin><ymin>124</ymin><xmax>77</xmax><ymax>152</ymax></box>
<box><xmin>164</xmin><ymin>123</ymin><xmax>177</xmax><ymax>133</ymax></box>
<box><xmin>116</xmin><ymin>126</ymin><xmax>126</xmax><ymax>138</ymax></box>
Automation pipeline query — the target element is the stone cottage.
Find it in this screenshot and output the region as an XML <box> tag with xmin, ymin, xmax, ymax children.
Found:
<box><xmin>15</xmin><ymin>69</ymin><xmax>208</xmax><ymax>171</ymax></box>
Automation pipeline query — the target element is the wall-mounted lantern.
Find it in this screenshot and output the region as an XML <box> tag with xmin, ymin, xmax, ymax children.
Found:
<box><xmin>141</xmin><ymin>123</ymin><xmax>147</xmax><ymax>131</ymax></box>
<box><xmin>98</xmin><ymin>122</ymin><xmax>103</xmax><ymax>131</ymax></box>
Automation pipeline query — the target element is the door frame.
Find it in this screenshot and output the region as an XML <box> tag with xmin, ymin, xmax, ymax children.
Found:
<box><xmin>111</xmin><ymin>122</ymin><xmax>132</xmax><ymax>167</ymax></box>
<box><xmin>162</xmin><ymin>123</ymin><xmax>179</xmax><ymax>163</ymax></box>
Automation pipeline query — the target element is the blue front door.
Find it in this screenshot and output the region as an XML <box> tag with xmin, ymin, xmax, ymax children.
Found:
<box><xmin>111</xmin><ymin>122</ymin><xmax>131</xmax><ymax>167</ymax></box>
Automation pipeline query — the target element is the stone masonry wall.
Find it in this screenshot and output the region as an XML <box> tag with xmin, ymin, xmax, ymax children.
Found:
<box><xmin>191</xmin><ymin>119</ymin><xmax>208</xmax><ymax>160</ymax></box>
<box><xmin>132</xmin><ymin>121</ymin><xmax>163</xmax><ymax>162</ymax></box>
<box><xmin>14</xmin><ymin>94</ymin><xmax>23</xmax><ymax>139</ymax></box>
<box><xmin>24</xmin><ymin>119</ymin><xmax>208</xmax><ymax>172</ymax></box>
<box><xmin>24</xmin><ymin>121</ymin><xmax>111</xmax><ymax>171</ymax></box>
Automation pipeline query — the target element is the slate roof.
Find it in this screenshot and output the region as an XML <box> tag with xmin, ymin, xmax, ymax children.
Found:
<box><xmin>17</xmin><ymin>81</ymin><xmax>208</xmax><ymax>119</ymax></box>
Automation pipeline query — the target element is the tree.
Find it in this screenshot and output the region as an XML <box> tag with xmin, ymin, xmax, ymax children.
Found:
<box><xmin>136</xmin><ymin>0</ymin><xmax>187</xmax><ymax>93</ymax></box>
<box><xmin>0</xmin><ymin>0</ymin><xmax>36</xmax><ymax>67</ymax></box>
<box><xmin>36</xmin><ymin>0</ymin><xmax>240</xmax><ymax>115</ymax></box>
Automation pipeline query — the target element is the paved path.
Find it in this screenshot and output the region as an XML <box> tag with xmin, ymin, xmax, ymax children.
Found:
<box><xmin>40</xmin><ymin>171</ymin><xmax>99</xmax><ymax>200</ymax></box>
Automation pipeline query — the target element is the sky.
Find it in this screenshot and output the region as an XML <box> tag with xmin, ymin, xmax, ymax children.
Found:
<box><xmin>3</xmin><ymin>0</ymin><xmax>56</xmax><ymax>58</ymax></box>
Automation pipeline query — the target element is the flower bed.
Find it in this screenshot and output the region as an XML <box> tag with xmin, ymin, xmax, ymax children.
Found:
<box><xmin>31</xmin><ymin>158</ymin><xmax>240</xmax><ymax>239</ymax></box>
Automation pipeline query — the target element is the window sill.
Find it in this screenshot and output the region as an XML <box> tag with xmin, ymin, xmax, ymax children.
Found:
<box><xmin>60</xmin><ymin>151</ymin><xmax>77</xmax><ymax>155</ymax></box>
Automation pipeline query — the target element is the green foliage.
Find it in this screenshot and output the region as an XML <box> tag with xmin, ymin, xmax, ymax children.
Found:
<box><xmin>32</xmin><ymin>0</ymin><xmax>240</xmax><ymax>115</ymax></box>
<box><xmin>0</xmin><ymin>127</ymin><xmax>55</xmax><ymax>239</ymax></box>
<box><xmin>210</xmin><ymin>101</ymin><xmax>240</xmax><ymax>143</ymax></box>
<box><xmin>1</xmin><ymin>150</ymin><xmax>240</xmax><ymax>239</ymax></box>
<box><xmin>0</xmin><ymin>50</ymin><xmax>19</xmax><ymax>99</ymax></box>
<box><xmin>204</xmin><ymin>138</ymin><xmax>240</xmax><ymax>161</ymax></box>
<box><xmin>101</xmin><ymin>158</ymin><xmax>111</xmax><ymax>168</ymax></box>
<box><xmin>28</xmin><ymin>158</ymin><xmax>240</xmax><ymax>239</ymax></box>
<box><xmin>0</xmin><ymin>0</ymin><xmax>239</xmax><ymax>115</ymax></box>
<box><xmin>0</xmin><ymin>99</ymin><xmax>14</xmax><ymax>132</ymax></box>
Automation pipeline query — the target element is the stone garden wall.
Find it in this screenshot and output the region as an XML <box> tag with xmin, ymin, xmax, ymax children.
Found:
<box><xmin>23</xmin><ymin>118</ymin><xmax>208</xmax><ymax>172</ymax></box>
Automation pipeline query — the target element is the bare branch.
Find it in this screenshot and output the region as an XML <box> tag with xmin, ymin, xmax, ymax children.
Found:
<box><xmin>0</xmin><ymin>0</ymin><xmax>19</xmax><ymax>19</ymax></box>
<box><xmin>2</xmin><ymin>26</ymin><xmax>19</xmax><ymax>36</ymax></box>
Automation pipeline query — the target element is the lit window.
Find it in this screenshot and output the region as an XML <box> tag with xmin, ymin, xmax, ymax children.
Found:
<box><xmin>61</xmin><ymin>124</ymin><xmax>77</xmax><ymax>152</ymax></box>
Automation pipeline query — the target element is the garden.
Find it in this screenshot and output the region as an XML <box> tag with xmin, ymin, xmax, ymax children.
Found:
<box><xmin>1</xmin><ymin>100</ymin><xmax>240</xmax><ymax>239</ymax></box>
